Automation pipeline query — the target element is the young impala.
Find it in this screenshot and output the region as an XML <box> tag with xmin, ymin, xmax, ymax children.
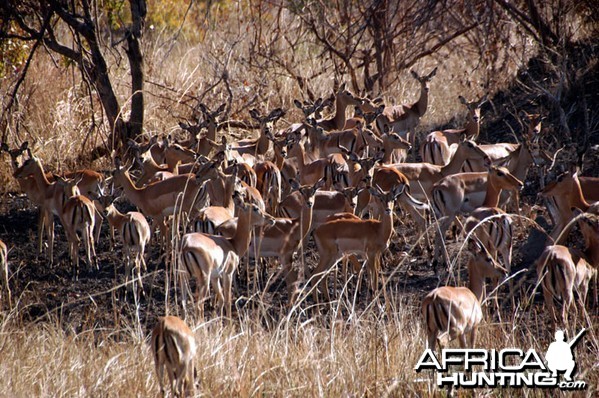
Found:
<box><xmin>105</xmin><ymin>203</ymin><xmax>151</xmax><ymax>291</ymax></box>
<box><xmin>316</xmin><ymin>83</ymin><xmax>363</xmax><ymax>131</ymax></box>
<box><xmin>249</xmin><ymin>179</ymin><xmax>323</xmax><ymax>303</ymax></box>
<box><xmin>422</xmin><ymin>241</ymin><xmax>507</xmax><ymax>351</ymax></box>
<box><xmin>58</xmin><ymin>176</ymin><xmax>97</xmax><ymax>279</ymax></box>
<box><xmin>151</xmin><ymin>315</ymin><xmax>197</xmax><ymax>398</ymax></box>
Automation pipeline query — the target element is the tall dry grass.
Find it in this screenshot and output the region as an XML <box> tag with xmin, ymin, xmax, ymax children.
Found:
<box><xmin>1</xmin><ymin>289</ymin><xmax>596</xmax><ymax>397</ymax></box>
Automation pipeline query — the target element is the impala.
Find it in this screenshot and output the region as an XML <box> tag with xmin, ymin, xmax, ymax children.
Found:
<box><xmin>151</xmin><ymin>315</ymin><xmax>197</xmax><ymax>398</ymax></box>
<box><xmin>461</xmin><ymin>113</ymin><xmax>547</xmax><ymax>176</ymax></box>
<box><xmin>539</xmin><ymin>171</ymin><xmax>592</xmax><ymax>240</ymax></box>
<box><xmin>0</xmin><ymin>239</ymin><xmax>10</xmax><ymax>306</ymax></box>
<box><xmin>536</xmin><ymin>245</ymin><xmax>577</xmax><ymax>328</ymax></box>
<box><xmin>181</xmin><ymin>193</ymin><xmax>276</xmax><ymax>319</ymax></box>
<box><xmin>58</xmin><ymin>177</ymin><xmax>97</xmax><ymax>279</ymax></box>
<box><xmin>432</xmin><ymin>166</ymin><xmax>523</xmax><ymax>269</ymax></box>
<box><xmin>112</xmin><ymin>158</ymin><xmax>217</xmax><ymax>249</ymax></box>
<box><xmin>267</xmin><ymin>131</ymin><xmax>298</xmax><ymax>196</ymax></box>
<box><xmin>463</xmin><ymin>164</ymin><xmax>524</xmax><ymax>272</ymax></box>
<box><xmin>305</xmin><ymin>118</ymin><xmax>383</xmax><ymax>159</ymax></box>
<box><xmin>575</xmin><ymin>258</ymin><xmax>596</xmax><ymax>309</ymax></box>
<box><xmin>285</xmin><ymin>137</ymin><xmax>345</xmax><ymax>190</ymax></box>
<box><xmin>376</xmin><ymin>68</ymin><xmax>437</xmax><ymax>147</ymax></box>
<box><xmin>572</xmin><ymin>209</ymin><xmax>599</xmax><ymax>306</ymax></box>
<box><xmin>357</xmin><ymin>166</ymin><xmax>430</xmax><ymax>247</ymax></box>
<box><xmin>179</xmin><ymin>102</ymin><xmax>226</xmax><ymax>156</ymax></box>
<box><xmin>249</xmin><ymin>179</ymin><xmax>323</xmax><ymax>302</ymax></box>
<box><xmin>2</xmin><ymin>142</ymin><xmax>49</xmax><ymax>255</ymax></box>
<box><xmin>421</xmin><ymin>95</ymin><xmax>485</xmax><ymax>165</ymax></box>
<box><xmin>343</xmin><ymin>103</ymin><xmax>385</xmax><ymax>131</ymax></box>
<box><xmin>316</xmin><ymin>83</ymin><xmax>363</xmax><ymax>131</ymax></box>
<box><xmin>390</xmin><ymin>139</ymin><xmax>490</xmax><ymax>201</ymax></box>
<box><xmin>377</xmin><ymin>132</ymin><xmax>412</xmax><ymax>164</ymax></box>
<box><xmin>5</xmin><ymin>144</ymin><xmax>105</xmax><ymax>254</ymax></box>
<box><xmin>105</xmin><ymin>203</ymin><xmax>151</xmax><ymax>290</ymax></box>
<box><xmin>338</xmin><ymin>148</ymin><xmax>379</xmax><ymax>189</ymax></box>
<box><xmin>232</xmin><ymin>108</ymin><xmax>285</xmax><ymax>158</ymax></box>
<box><xmin>311</xmin><ymin>184</ymin><xmax>424</xmax><ymax>303</ymax></box>
<box><xmin>14</xmin><ymin>156</ymin><xmax>98</xmax><ymax>266</ymax></box>
<box><xmin>277</xmin><ymin>186</ymin><xmax>357</xmax><ymax>231</ymax></box>
<box><xmin>253</xmin><ymin>160</ymin><xmax>282</xmax><ymax>215</ymax></box>
<box><xmin>422</xmin><ymin>241</ymin><xmax>506</xmax><ymax>351</ymax></box>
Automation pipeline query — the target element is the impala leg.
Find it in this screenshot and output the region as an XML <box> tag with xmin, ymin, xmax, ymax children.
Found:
<box><xmin>48</xmin><ymin>216</ymin><xmax>55</xmax><ymax>267</ymax></box>
<box><xmin>281</xmin><ymin>258</ymin><xmax>300</xmax><ymax>306</ymax></box>
<box><xmin>154</xmin><ymin>354</ymin><xmax>166</xmax><ymax>397</ymax></box>
<box><xmin>223</xmin><ymin>271</ymin><xmax>233</xmax><ymax>320</ymax></box>
<box><xmin>433</xmin><ymin>215</ymin><xmax>455</xmax><ymax>271</ymax></box>
<box><xmin>458</xmin><ymin>334</ymin><xmax>467</xmax><ymax>349</ymax></box>
<box><xmin>83</xmin><ymin>227</ymin><xmax>94</xmax><ymax>272</ymax></box>
<box><xmin>542</xmin><ymin>288</ymin><xmax>557</xmax><ymax>330</ymax></box>
<box><xmin>196</xmin><ymin>271</ymin><xmax>209</xmax><ymax>321</ymax></box>
<box><xmin>563</xmin><ymin>289</ymin><xmax>573</xmax><ymax>328</ymax></box>
<box><xmin>211</xmin><ymin>271</ymin><xmax>224</xmax><ymax>318</ymax></box>
<box><xmin>470</xmin><ymin>326</ymin><xmax>478</xmax><ymax>348</ymax></box>
<box><xmin>37</xmin><ymin>209</ymin><xmax>46</xmax><ymax>256</ymax></box>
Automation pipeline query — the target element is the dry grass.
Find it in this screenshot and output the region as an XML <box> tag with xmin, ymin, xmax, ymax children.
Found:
<box><xmin>0</xmin><ymin>289</ymin><xmax>596</xmax><ymax>397</ymax></box>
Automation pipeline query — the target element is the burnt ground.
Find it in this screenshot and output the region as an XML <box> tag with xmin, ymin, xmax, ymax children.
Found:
<box><xmin>0</xmin><ymin>185</ymin><xmax>565</xmax><ymax>338</ymax></box>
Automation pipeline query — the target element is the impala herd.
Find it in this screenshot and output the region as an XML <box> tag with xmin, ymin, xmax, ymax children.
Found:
<box><xmin>1</xmin><ymin>71</ymin><xmax>597</xmax><ymax>397</ymax></box>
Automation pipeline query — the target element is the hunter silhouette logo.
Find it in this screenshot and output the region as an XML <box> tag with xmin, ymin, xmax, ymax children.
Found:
<box><xmin>414</xmin><ymin>328</ymin><xmax>587</xmax><ymax>390</ymax></box>
<box><xmin>545</xmin><ymin>329</ymin><xmax>585</xmax><ymax>382</ymax></box>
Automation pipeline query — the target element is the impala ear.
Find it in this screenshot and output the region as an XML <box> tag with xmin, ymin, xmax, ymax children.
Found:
<box><xmin>458</xmin><ymin>95</ymin><xmax>468</xmax><ymax>105</ymax></box>
<box><xmin>467</xmin><ymin>238</ymin><xmax>484</xmax><ymax>254</ymax></box>
<box><xmin>289</xmin><ymin>178</ymin><xmax>301</xmax><ymax>191</ymax></box>
<box><xmin>393</xmin><ymin>183</ymin><xmax>406</xmax><ymax>198</ymax></box>
<box><xmin>216</xmin><ymin>103</ymin><xmax>226</xmax><ymax>115</ymax></box>
<box><xmin>314</xmin><ymin>177</ymin><xmax>326</xmax><ymax>190</ymax></box>
<box><xmin>338</xmin><ymin>145</ymin><xmax>350</xmax><ymax>156</ymax></box>
<box><xmin>293</xmin><ymin>99</ymin><xmax>303</xmax><ymax>109</ymax></box>
<box><xmin>268</xmin><ymin>108</ymin><xmax>285</xmax><ymax>121</ymax></box>
<box><xmin>249</xmin><ymin>109</ymin><xmax>260</xmax><ymax>121</ymax></box>
<box><xmin>198</xmin><ymin>103</ymin><xmax>208</xmax><ymax>115</ymax></box>
<box><xmin>428</xmin><ymin>67</ymin><xmax>438</xmax><ymax>79</ymax></box>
